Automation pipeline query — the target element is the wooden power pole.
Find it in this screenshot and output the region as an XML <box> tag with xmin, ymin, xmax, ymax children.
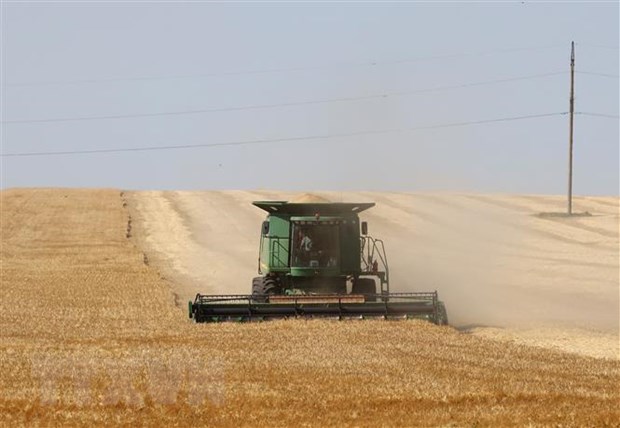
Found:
<box><xmin>567</xmin><ymin>41</ymin><xmax>575</xmax><ymax>215</ymax></box>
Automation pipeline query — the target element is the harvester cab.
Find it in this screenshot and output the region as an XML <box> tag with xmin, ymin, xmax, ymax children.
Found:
<box><xmin>189</xmin><ymin>200</ymin><xmax>448</xmax><ymax>324</ymax></box>
<box><xmin>253</xmin><ymin>201</ymin><xmax>388</xmax><ymax>296</ymax></box>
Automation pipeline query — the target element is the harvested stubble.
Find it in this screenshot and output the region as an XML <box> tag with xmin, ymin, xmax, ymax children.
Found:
<box><xmin>1</xmin><ymin>189</ymin><xmax>619</xmax><ymax>427</ymax></box>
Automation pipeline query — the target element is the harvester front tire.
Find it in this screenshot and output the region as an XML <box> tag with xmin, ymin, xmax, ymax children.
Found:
<box><xmin>352</xmin><ymin>278</ymin><xmax>376</xmax><ymax>301</ymax></box>
<box><xmin>252</xmin><ymin>276</ymin><xmax>279</xmax><ymax>303</ymax></box>
<box><xmin>263</xmin><ymin>277</ymin><xmax>279</xmax><ymax>294</ymax></box>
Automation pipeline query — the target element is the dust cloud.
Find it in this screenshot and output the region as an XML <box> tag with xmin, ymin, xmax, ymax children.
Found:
<box><xmin>380</xmin><ymin>193</ymin><xmax>618</xmax><ymax>332</ymax></box>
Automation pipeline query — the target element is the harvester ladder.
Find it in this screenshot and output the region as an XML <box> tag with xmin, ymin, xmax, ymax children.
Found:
<box><xmin>269</xmin><ymin>237</ymin><xmax>289</xmax><ymax>268</ymax></box>
<box><xmin>360</xmin><ymin>236</ymin><xmax>390</xmax><ymax>294</ymax></box>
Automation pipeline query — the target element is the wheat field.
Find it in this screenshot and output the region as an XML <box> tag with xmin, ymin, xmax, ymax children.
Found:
<box><xmin>1</xmin><ymin>188</ymin><xmax>619</xmax><ymax>426</ymax></box>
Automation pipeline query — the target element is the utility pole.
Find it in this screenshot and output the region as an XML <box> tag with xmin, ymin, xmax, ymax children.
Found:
<box><xmin>567</xmin><ymin>41</ymin><xmax>575</xmax><ymax>215</ymax></box>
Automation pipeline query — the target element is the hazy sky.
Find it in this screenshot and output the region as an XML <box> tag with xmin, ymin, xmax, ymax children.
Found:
<box><xmin>1</xmin><ymin>2</ymin><xmax>618</xmax><ymax>195</ymax></box>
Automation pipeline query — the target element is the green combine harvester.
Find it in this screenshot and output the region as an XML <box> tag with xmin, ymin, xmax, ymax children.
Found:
<box><xmin>189</xmin><ymin>200</ymin><xmax>448</xmax><ymax>324</ymax></box>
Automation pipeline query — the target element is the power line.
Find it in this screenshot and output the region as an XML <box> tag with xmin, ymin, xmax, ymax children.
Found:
<box><xmin>1</xmin><ymin>112</ymin><xmax>567</xmax><ymax>158</ymax></box>
<box><xmin>2</xmin><ymin>71</ymin><xmax>566</xmax><ymax>125</ymax></box>
<box><xmin>576</xmin><ymin>43</ymin><xmax>620</xmax><ymax>51</ymax></box>
<box><xmin>4</xmin><ymin>44</ymin><xmax>566</xmax><ymax>88</ymax></box>
<box><xmin>576</xmin><ymin>112</ymin><xmax>620</xmax><ymax>119</ymax></box>
<box><xmin>577</xmin><ymin>71</ymin><xmax>620</xmax><ymax>78</ymax></box>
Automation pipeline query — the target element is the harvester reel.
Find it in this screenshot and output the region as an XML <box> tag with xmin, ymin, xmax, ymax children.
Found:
<box><xmin>190</xmin><ymin>292</ymin><xmax>447</xmax><ymax>324</ymax></box>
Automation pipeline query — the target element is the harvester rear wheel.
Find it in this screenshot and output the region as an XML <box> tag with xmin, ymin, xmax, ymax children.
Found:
<box><xmin>352</xmin><ymin>278</ymin><xmax>376</xmax><ymax>301</ymax></box>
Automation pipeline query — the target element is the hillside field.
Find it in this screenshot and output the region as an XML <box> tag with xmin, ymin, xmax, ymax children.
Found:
<box><xmin>1</xmin><ymin>188</ymin><xmax>618</xmax><ymax>426</ymax></box>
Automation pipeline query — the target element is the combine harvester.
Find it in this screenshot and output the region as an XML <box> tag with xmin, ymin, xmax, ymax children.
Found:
<box><xmin>189</xmin><ymin>200</ymin><xmax>448</xmax><ymax>324</ymax></box>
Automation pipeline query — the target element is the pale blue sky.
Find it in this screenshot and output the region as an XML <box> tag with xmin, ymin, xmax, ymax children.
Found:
<box><xmin>1</xmin><ymin>2</ymin><xmax>618</xmax><ymax>194</ymax></box>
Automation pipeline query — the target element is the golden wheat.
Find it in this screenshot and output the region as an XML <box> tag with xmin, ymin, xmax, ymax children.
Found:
<box><xmin>1</xmin><ymin>189</ymin><xmax>618</xmax><ymax>426</ymax></box>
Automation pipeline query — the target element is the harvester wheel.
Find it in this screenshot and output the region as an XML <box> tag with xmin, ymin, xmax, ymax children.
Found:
<box><xmin>263</xmin><ymin>277</ymin><xmax>279</xmax><ymax>294</ymax></box>
<box><xmin>252</xmin><ymin>276</ymin><xmax>279</xmax><ymax>303</ymax></box>
<box><xmin>352</xmin><ymin>278</ymin><xmax>376</xmax><ymax>301</ymax></box>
